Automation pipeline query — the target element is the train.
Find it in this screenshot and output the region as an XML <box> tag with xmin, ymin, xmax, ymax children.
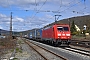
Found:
<box><xmin>27</xmin><ymin>24</ymin><xmax>71</xmax><ymax>46</ymax></box>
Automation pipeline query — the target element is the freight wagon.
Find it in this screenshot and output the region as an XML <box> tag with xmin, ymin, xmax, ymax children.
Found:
<box><xmin>28</xmin><ymin>28</ymin><xmax>42</xmax><ymax>41</ymax></box>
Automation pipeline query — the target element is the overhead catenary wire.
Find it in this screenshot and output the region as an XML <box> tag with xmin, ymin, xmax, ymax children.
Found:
<box><xmin>51</xmin><ymin>0</ymin><xmax>83</xmax><ymax>20</ymax></box>
<box><xmin>31</xmin><ymin>0</ymin><xmax>47</xmax><ymax>19</ymax></box>
<box><xmin>0</xmin><ymin>0</ymin><xmax>84</xmax><ymax>14</ymax></box>
<box><xmin>20</xmin><ymin>0</ymin><xmax>86</xmax><ymax>25</ymax></box>
<box><xmin>31</xmin><ymin>0</ymin><xmax>77</xmax><ymax>20</ymax></box>
<box><xmin>57</xmin><ymin>0</ymin><xmax>74</xmax><ymax>12</ymax></box>
<box><xmin>57</xmin><ymin>0</ymin><xmax>62</xmax><ymax>12</ymax></box>
<box><xmin>72</xmin><ymin>0</ymin><xmax>88</xmax><ymax>15</ymax></box>
<box><xmin>0</xmin><ymin>0</ymin><xmax>90</xmax><ymax>31</ymax></box>
<box><xmin>59</xmin><ymin>0</ymin><xmax>82</xmax><ymax>14</ymax></box>
<box><xmin>35</xmin><ymin>0</ymin><xmax>37</xmax><ymax>11</ymax></box>
<box><xmin>84</xmin><ymin>0</ymin><xmax>86</xmax><ymax>9</ymax></box>
<box><xmin>0</xmin><ymin>0</ymin><xmax>88</xmax><ymax>14</ymax></box>
<box><xmin>36</xmin><ymin>0</ymin><xmax>85</xmax><ymax>21</ymax></box>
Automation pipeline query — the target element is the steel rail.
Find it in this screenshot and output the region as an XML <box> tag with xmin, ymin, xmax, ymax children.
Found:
<box><xmin>25</xmin><ymin>40</ymin><xmax>67</xmax><ymax>60</ymax></box>
<box><xmin>63</xmin><ymin>47</ymin><xmax>90</xmax><ymax>56</ymax></box>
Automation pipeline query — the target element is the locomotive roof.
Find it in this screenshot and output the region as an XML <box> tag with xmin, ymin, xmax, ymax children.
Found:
<box><xmin>43</xmin><ymin>24</ymin><xmax>69</xmax><ymax>28</ymax></box>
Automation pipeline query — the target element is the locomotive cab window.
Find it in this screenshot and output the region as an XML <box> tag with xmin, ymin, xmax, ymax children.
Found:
<box><xmin>57</xmin><ymin>27</ymin><xmax>63</xmax><ymax>31</ymax></box>
<box><xmin>57</xmin><ymin>26</ymin><xmax>69</xmax><ymax>31</ymax></box>
<box><xmin>63</xmin><ymin>27</ymin><xmax>69</xmax><ymax>31</ymax></box>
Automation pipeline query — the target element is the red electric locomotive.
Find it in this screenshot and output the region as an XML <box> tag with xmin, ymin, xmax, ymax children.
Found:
<box><xmin>42</xmin><ymin>24</ymin><xmax>71</xmax><ymax>46</ymax></box>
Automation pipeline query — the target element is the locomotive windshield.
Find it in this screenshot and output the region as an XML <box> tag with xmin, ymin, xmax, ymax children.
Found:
<box><xmin>57</xmin><ymin>26</ymin><xmax>69</xmax><ymax>31</ymax></box>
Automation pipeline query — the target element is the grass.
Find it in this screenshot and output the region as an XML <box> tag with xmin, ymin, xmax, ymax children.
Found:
<box><xmin>16</xmin><ymin>48</ymin><xmax>22</xmax><ymax>53</ymax></box>
<box><xmin>11</xmin><ymin>49</ymin><xmax>14</xmax><ymax>52</ymax></box>
<box><xmin>72</xmin><ymin>35</ymin><xmax>90</xmax><ymax>40</ymax></box>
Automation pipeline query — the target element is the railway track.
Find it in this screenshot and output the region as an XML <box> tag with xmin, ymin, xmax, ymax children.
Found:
<box><xmin>23</xmin><ymin>38</ymin><xmax>90</xmax><ymax>60</ymax></box>
<box><xmin>24</xmin><ymin>39</ymin><xmax>67</xmax><ymax>60</ymax></box>
<box><xmin>71</xmin><ymin>40</ymin><xmax>90</xmax><ymax>48</ymax></box>
<box><xmin>62</xmin><ymin>47</ymin><xmax>90</xmax><ymax>57</ymax></box>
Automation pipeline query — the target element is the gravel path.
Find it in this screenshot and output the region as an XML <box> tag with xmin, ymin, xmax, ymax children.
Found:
<box><xmin>14</xmin><ymin>38</ymin><xmax>44</xmax><ymax>60</ymax></box>
<box><xmin>0</xmin><ymin>38</ymin><xmax>44</xmax><ymax>60</ymax></box>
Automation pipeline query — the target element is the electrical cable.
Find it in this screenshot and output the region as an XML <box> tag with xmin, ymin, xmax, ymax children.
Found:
<box><xmin>72</xmin><ymin>0</ymin><xmax>89</xmax><ymax>15</ymax></box>
<box><xmin>59</xmin><ymin>0</ymin><xmax>82</xmax><ymax>13</ymax></box>
<box><xmin>31</xmin><ymin>0</ymin><xmax>47</xmax><ymax>19</ymax></box>
<box><xmin>52</xmin><ymin>0</ymin><xmax>83</xmax><ymax>20</ymax></box>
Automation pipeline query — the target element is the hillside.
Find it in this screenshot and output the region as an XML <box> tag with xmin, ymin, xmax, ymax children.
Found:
<box><xmin>0</xmin><ymin>29</ymin><xmax>18</xmax><ymax>36</ymax></box>
<box><xmin>44</xmin><ymin>15</ymin><xmax>90</xmax><ymax>30</ymax></box>
<box><xmin>0</xmin><ymin>29</ymin><xmax>10</xmax><ymax>35</ymax></box>
<box><xmin>56</xmin><ymin>15</ymin><xmax>90</xmax><ymax>30</ymax></box>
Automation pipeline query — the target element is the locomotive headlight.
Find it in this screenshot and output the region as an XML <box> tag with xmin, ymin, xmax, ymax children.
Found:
<box><xmin>66</xmin><ymin>34</ymin><xmax>70</xmax><ymax>36</ymax></box>
<box><xmin>58</xmin><ymin>34</ymin><xmax>61</xmax><ymax>36</ymax></box>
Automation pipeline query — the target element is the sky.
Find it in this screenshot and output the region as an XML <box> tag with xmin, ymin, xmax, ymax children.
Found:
<box><xmin>0</xmin><ymin>0</ymin><xmax>90</xmax><ymax>32</ymax></box>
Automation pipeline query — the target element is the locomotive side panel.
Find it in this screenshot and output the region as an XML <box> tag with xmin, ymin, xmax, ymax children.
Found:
<box><xmin>42</xmin><ymin>26</ymin><xmax>54</xmax><ymax>40</ymax></box>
